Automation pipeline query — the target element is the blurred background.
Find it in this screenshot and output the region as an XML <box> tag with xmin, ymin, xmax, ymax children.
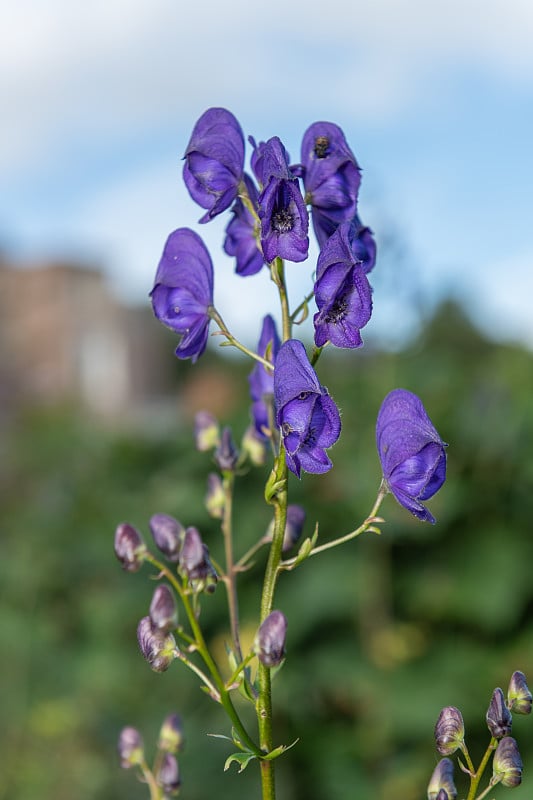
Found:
<box><xmin>2</xmin><ymin>1</ymin><xmax>533</xmax><ymax>798</ymax></box>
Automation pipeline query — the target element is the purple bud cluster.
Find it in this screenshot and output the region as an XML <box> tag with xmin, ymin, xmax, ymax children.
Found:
<box><xmin>429</xmin><ymin>671</ymin><xmax>531</xmax><ymax>797</ymax></box>
<box><xmin>119</xmin><ymin>714</ymin><xmax>184</xmax><ymax>796</ymax></box>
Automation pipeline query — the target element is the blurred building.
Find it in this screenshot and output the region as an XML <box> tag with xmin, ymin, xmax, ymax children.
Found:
<box><xmin>0</xmin><ymin>258</ymin><xmax>174</xmax><ymax>418</ymax></box>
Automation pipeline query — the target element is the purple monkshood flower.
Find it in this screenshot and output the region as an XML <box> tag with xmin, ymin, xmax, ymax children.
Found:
<box><xmin>224</xmin><ymin>173</ymin><xmax>265</xmax><ymax>276</ymax></box>
<box><xmin>257</xmin><ymin>137</ymin><xmax>309</xmax><ymax>263</ymax></box>
<box><xmin>150</xmin><ymin>228</ymin><xmax>214</xmax><ymax>362</ymax></box>
<box><xmin>376</xmin><ymin>389</ymin><xmax>447</xmax><ymax>523</ymax></box>
<box><xmin>350</xmin><ymin>215</ymin><xmax>377</xmax><ymax>274</ymax></box>
<box><xmin>249</xmin><ymin>315</ymin><xmax>280</xmax><ymax>439</ymax></box>
<box><xmin>274</xmin><ymin>340</ymin><xmax>341</xmax><ymax>477</ymax></box>
<box><xmin>183</xmin><ymin>107</ymin><xmax>245</xmax><ymax>223</ymax></box>
<box><xmin>313</xmin><ymin>221</ymin><xmax>373</xmax><ymax>349</ymax></box>
<box><xmin>300</xmin><ymin>121</ymin><xmax>361</xmax><ymax>248</ymax></box>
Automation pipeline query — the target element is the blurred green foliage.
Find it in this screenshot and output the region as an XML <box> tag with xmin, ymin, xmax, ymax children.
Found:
<box><xmin>2</xmin><ymin>300</ymin><xmax>533</xmax><ymax>800</ymax></box>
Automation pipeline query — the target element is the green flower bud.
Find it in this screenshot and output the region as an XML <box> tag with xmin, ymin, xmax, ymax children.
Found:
<box><xmin>434</xmin><ymin>706</ymin><xmax>465</xmax><ymax>755</ymax></box>
<box><xmin>194</xmin><ymin>410</ymin><xmax>220</xmax><ymax>451</ymax></box>
<box><xmin>242</xmin><ymin>424</ymin><xmax>267</xmax><ymax>466</ymax></box>
<box><xmin>486</xmin><ymin>688</ymin><xmax>512</xmax><ymax>738</ymax></box>
<box><xmin>493</xmin><ymin>736</ymin><xmax>523</xmax><ymax>787</ymax></box>
<box><xmin>507</xmin><ymin>671</ymin><xmax>532</xmax><ymax>715</ymax></box>
<box><xmin>205</xmin><ymin>473</ymin><xmax>225</xmax><ymax>519</ymax></box>
<box><xmin>427</xmin><ymin>758</ymin><xmax>457</xmax><ymax>800</ymax></box>
<box><xmin>158</xmin><ymin>713</ymin><xmax>185</xmax><ymax>754</ymax></box>
<box><xmin>118</xmin><ymin>726</ymin><xmax>144</xmax><ymax>768</ymax></box>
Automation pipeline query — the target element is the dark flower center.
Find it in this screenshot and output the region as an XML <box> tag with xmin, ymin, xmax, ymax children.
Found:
<box><xmin>303</xmin><ymin>426</ymin><xmax>317</xmax><ymax>446</ymax></box>
<box><xmin>324</xmin><ymin>294</ymin><xmax>349</xmax><ymax>324</ymax></box>
<box><xmin>272</xmin><ymin>207</ymin><xmax>294</xmax><ymax>233</ymax></box>
<box><xmin>314</xmin><ymin>136</ymin><xmax>330</xmax><ymax>158</ymax></box>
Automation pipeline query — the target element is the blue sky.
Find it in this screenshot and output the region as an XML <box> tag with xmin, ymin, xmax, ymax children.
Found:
<box><xmin>2</xmin><ymin>0</ymin><xmax>533</xmax><ymax>348</ymax></box>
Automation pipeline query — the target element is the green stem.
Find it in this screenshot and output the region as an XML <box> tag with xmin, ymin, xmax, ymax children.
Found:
<box><xmin>465</xmin><ymin>738</ymin><xmax>497</xmax><ymax>800</ymax></box>
<box><xmin>280</xmin><ymin>480</ymin><xmax>387</xmax><ymax>569</ymax></box>
<box><xmin>209</xmin><ymin>307</ymin><xmax>274</xmax><ymax>369</ymax></box>
<box><xmin>140</xmin><ymin>760</ymin><xmax>163</xmax><ymax>800</ymax></box>
<box><xmin>270</xmin><ymin>259</ymin><xmax>291</xmax><ymax>342</ymax></box>
<box><xmin>256</xmin><ymin>452</ymin><xmax>289</xmax><ymax>800</ymax></box>
<box><xmin>145</xmin><ymin>555</ymin><xmax>261</xmax><ymax>756</ymax></box>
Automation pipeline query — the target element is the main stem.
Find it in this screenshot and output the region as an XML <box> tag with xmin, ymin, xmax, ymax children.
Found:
<box><xmin>257</xmin><ymin>454</ymin><xmax>288</xmax><ymax>800</ymax></box>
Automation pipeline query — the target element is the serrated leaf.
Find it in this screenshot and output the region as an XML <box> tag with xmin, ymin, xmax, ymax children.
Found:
<box><xmin>224</xmin><ymin>752</ymin><xmax>258</xmax><ymax>773</ymax></box>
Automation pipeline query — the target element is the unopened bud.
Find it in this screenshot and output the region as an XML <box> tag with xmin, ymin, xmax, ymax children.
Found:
<box><xmin>114</xmin><ymin>522</ymin><xmax>147</xmax><ymax>572</ymax></box>
<box><xmin>149</xmin><ymin>513</ymin><xmax>185</xmax><ymax>562</ymax></box>
<box><xmin>214</xmin><ymin>427</ymin><xmax>239</xmax><ymax>472</ymax></box>
<box><xmin>118</xmin><ymin>726</ymin><xmax>144</xmax><ymax>768</ymax></box>
<box><xmin>486</xmin><ymin>688</ymin><xmax>512</xmax><ymax>738</ymax></box>
<box><xmin>265</xmin><ymin>504</ymin><xmax>306</xmax><ymax>552</ymax></box>
<box><xmin>434</xmin><ymin>706</ymin><xmax>465</xmax><ymax>755</ymax></box>
<box><xmin>427</xmin><ymin>758</ymin><xmax>457</xmax><ymax>800</ymax></box>
<box><xmin>507</xmin><ymin>671</ymin><xmax>532</xmax><ymax>715</ymax></box>
<box><xmin>493</xmin><ymin>736</ymin><xmax>523</xmax><ymax>787</ymax></box>
<box><xmin>158</xmin><ymin>713</ymin><xmax>185</xmax><ymax>754</ymax></box>
<box><xmin>137</xmin><ymin>616</ymin><xmax>176</xmax><ymax>672</ymax></box>
<box><xmin>254</xmin><ymin>610</ymin><xmax>287</xmax><ymax>667</ymax></box>
<box><xmin>194</xmin><ymin>410</ymin><xmax>219</xmax><ymax>451</ymax></box>
<box><xmin>149</xmin><ymin>585</ymin><xmax>178</xmax><ymax>633</ymax></box>
<box><xmin>242</xmin><ymin>425</ymin><xmax>267</xmax><ymax>466</ymax></box>
<box><xmin>179</xmin><ymin>527</ymin><xmax>218</xmax><ymax>594</ymax></box>
<box><xmin>205</xmin><ymin>473</ymin><xmax>225</xmax><ymax>519</ymax></box>
<box><xmin>156</xmin><ymin>752</ymin><xmax>181</xmax><ymax>795</ymax></box>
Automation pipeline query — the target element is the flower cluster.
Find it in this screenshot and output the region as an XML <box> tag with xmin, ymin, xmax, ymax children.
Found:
<box><xmin>150</xmin><ymin>107</ymin><xmax>382</xmax><ymax>477</ymax></box>
<box><xmin>429</xmin><ymin>671</ymin><xmax>531</xmax><ymax>798</ymax></box>
<box><xmin>118</xmin><ymin>714</ymin><xmax>184</xmax><ymax>797</ymax></box>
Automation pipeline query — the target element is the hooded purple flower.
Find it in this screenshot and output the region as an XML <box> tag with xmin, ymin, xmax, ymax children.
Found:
<box><xmin>313</xmin><ymin>221</ymin><xmax>373</xmax><ymax>349</ymax></box>
<box><xmin>274</xmin><ymin>339</ymin><xmax>341</xmax><ymax>477</ymax></box>
<box><xmin>350</xmin><ymin>215</ymin><xmax>377</xmax><ymax>274</ymax></box>
<box><xmin>376</xmin><ymin>389</ymin><xmax>447</xmax><ymax>523</ymax></box>
<box><xmin>183</xmin><ymin>107</ymin><xmax>245</xmax><ymax>223</ymax></box>
<box><xmin>223</xmin><ymin>173</ymin><xmax>265</xmax><ymax>276</ymax></box>
<box><xmin>257</xmin><ymin>137</ymin><xmax>309</xmax><ymax>263</ymax></box>
<box><xmin>150</xmin><ymin>228</ymin><xmax>213</xmax><ymax>362</ymax></box>
<box><xmin>249</xmin><ymin>315</ymin><xmax>280</xmax><ymax>439</ymax></box>
<box><xmin>300</xmin><ymin>121</ymin><xmax>361</xmax><ymax>248</ymax></box>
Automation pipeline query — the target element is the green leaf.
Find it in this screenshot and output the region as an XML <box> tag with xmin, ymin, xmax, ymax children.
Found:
<box><xmin>224</xmin><ymin>752</ymin><xmax>258</xmax><ymax>773</ymax></box>
<box><xmin>263</xmin><ymin>738</ymin><xmax>300</xmax><ymax>760</ymax></box>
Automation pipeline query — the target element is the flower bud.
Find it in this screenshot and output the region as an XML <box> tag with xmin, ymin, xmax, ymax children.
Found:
<box><xmin>179</xmin><ymin>527</ymin><xmax>218</xmax><ymax>593</ymax></box>
<box><xmin>486</xmin><ymin>688</ymin><xmax>512</xmax><ymax>738</ymax></box>
<box><xmin>434</xmin><ymin>707</ymin><xmax>465</xmax><ymax>755</ymax></box>
<box><xmin>214</xmin><ymin>426</ymin><xmax>239</xmax><ymax>472</ymax></box>
<box><xmin>265</xmin><ymin>504</ymin><xmax>306</xmax><ymax>552</ymax></box>
<box><xmin>149</xmin><ymin>513</ymin><xmax>185</xmax><ymax>562</ymax></box>
<box><xmin>205</xmin><ymin>473</ymin><xmax>225</xmax><ymax>519</ymax></box>
<box><xmin>254</xmin><ymin>610</ymin><xmax>287</xmax><ymax>667</ymax></box>
<box><xmin>156</xmin><ymin>752</ymin><xmax>181</xmax><ymax>795</ymax></box>
<box><xmin>118</xmin><ymin>726</ymin><xmax>144</xmax><ymax>768</ymax></box>
<box><xmin>149</xmin><ymin>585</ymin><xmax>178</xmax><ymax>633</ymax></box>
<box><xmin>427</xmin><ymin>758</ymin><xmax>457</xmax><ymax>800</ymax></box>
<box><xmin>137</xmin><ymin>616</ymin><xmax>176</xmax><ymax>672</ymax></box>
<box><xmin>493</xmin><ymin>736</ymin><xmax>523</xmax><ymax>787</ymax></box>
<box><xmin>194</xmin><ymin>410</ymin><xmax>220</xmax><ymax>451</ymax></box>
<box><xmin>242</xmin><ymin>424</ymin><xmax>267</xmax><ymax>466</ymax></box>
<box><xmin>507</xmin><ymin>671</ymin><xmax>532</xmax><ymax>715</ymax></box>
<box><xmin>114</xmin><ymin>522</ymin><xmax>147</xmax><ymax>572</ymax></box>
<box><xmin>158</xmin><ymin>713</ymin><xmax>185</xmax><ymax>754</ymax></box>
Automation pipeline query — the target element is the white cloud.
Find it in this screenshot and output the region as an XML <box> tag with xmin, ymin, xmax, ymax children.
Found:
<box><xmin>2</xmin><ymin>0</ymin><xmax>533</xmax><ymax>176</ymax></box>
